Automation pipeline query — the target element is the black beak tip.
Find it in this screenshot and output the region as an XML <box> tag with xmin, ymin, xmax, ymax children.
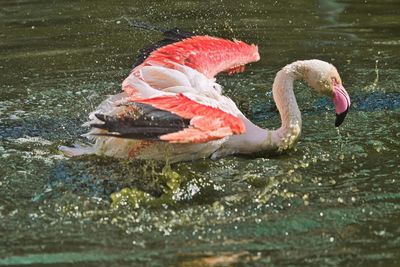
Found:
<box><xmin>335</xmin><ymin>108</ymin><xmax>349</xmax><ymax>127</ymax></box>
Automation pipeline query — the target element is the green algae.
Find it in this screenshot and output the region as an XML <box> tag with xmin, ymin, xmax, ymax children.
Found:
<box><xmin>110</xmin><ymin>164</ymin><xmax>184</xmax><ymax>209</ymax></box>
<box><xmin>111</xmin><ymin>188</ymin><xmax>155</xmax><ymax>209</ymax></box>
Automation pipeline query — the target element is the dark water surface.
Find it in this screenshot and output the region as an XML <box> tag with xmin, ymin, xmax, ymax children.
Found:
<box><xmin>1</xmin><ymin>0</ymin><xmax>400</xmax><ymax>266</ymax></box>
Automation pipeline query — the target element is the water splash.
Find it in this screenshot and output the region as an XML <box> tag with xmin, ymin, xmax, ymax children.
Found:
<box><xmin>363</xmin><ymin>59</ymin><xmax>381</xmax><ymax>92</ymax></box>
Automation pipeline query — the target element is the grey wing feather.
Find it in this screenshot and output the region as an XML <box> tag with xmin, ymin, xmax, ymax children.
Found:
<box><xmin>90</xmin><ymin>102</ymin><xmax>190</xmax><ymax>140</ymax></box>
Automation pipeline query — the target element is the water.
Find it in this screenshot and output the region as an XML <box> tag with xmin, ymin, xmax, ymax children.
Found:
<box><xmin>1</xmin><ymin>0</ymin><xmax>400</xmax><ymax>266</ymax></box>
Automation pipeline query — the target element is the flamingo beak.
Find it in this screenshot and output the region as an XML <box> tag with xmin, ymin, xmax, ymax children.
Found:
<box><xmin>335</xmin><ymin>107</ymin><xmax>349</xmax><ymax>127</ymax></box>
<box><xmin>333</xmin><ymin>81</ymin><xmax>351</xmax><ymax>127</ymax></box>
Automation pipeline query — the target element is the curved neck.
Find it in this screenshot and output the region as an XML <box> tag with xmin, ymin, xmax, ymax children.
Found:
<box><xmin>214</xmin><ymin>61</ymin><xmax>312</xmax><ymax>157</ymax></box>
<box><xmin>269</xmin><ymin>62</ymin><xmax>303</xmax><ymax>151</ymax></box>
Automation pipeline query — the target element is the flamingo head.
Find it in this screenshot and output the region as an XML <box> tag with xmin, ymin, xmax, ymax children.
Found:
<box><xmin>300</xmin><ymin>60</ymin><xmax>351</xmax><ymax>127</ymax></box>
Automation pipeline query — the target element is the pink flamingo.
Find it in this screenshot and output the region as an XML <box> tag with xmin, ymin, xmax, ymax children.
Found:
<box><xmin>61</xmin><ymin>35</ymin><xmax>350</xmax><ymax>162</ymax></box>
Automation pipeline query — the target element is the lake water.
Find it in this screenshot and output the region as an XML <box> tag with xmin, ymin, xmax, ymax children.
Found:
<box><xmin>1</xmin><ymin>0</ymin><xmax>400</xmax><ymax>266</ymax></box>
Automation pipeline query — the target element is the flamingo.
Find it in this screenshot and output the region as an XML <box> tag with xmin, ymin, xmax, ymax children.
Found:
<box><xmin>61</xmin><ymin>33</ymin><xmax>350</xmax><ymax>163</ymax></box>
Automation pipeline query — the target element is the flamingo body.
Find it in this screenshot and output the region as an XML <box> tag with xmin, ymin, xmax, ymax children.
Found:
<box><xmin>60</xmin><ymin>35</ymin><xmax>350</xmax><ymax>162</ymax></box>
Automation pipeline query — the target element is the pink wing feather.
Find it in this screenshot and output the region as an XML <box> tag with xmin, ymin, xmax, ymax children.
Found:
<box><xmin>135</xmin><ymin>36</ymin><xmax>260</xmax><ymax>78</ymax></box>
<box><xmin>131</xmin><ymin>93</ymin><xmax>245</xmax><ymax>143</ymax></box>
<box><xmin>123</xmin><ymin>36</ymin><xmax>260</xmax><ymax>96</ymax></box>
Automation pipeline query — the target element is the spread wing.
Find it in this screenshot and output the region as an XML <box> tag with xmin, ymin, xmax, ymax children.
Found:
<box><xmin>91</xmin><ymin>83</ymin><xmax>245</xmax><ymax>144</ymax></box>
<box><xmin>133</xmin><ymin>35</ymin><xmax>260</xmax><ymax>79</ymax></box>
<box><xmin>129</xmin><ymin>93</ymin><xmax>245</xmax><ymax>143</ymax></box>
<box><xmin>88</xmin><ymin>33</ymin><xmax>260</xmax><ymax>144</ymax></box>
<box><xmin>123</xmin><ymin>34</ymin><xmax>259</xmax><ymax>96</ymax></box>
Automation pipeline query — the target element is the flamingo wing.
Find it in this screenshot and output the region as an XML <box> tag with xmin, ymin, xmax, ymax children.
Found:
<box><xmin>92</xmin><ymin>91</ymin><xmax>245</xmax><ymax>144</ymax></box>
<box><xmin>132</xmin><ymin>93</ymin><xmax>245</xmax><ymax>143</ymax></box>
<box><xmin>123</xmin><ymin>34</ymin><xmax>259</xmax><ymax>96</ymax></box>
<box><xmin>91</xmin><ymin>34</ymin><xmax>258</xmax><ymax>144</ymax></box>
<box><xmin>90</xmin><ymin>102</ymin><xmax>191</xmax><ymax>140</ymax></box>
<box><xmin>135</xmin><ymin>36</ymin><xmax>260</xmax><ymax>79</ymax></box>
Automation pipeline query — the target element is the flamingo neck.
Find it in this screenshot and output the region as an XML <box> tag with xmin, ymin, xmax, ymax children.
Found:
<box><xmin>269</xmin><ymin>62</ymin><xmax>303</xmax><ymax>151</ymax></box>
<box><xmin>213</xmin><ymin>60</ymin><xmax>321</xmax><ymax>158</ymax></box>
<box><xmin>213</xmin><ymin>62</ymin><xmax>305</xmax><ymax>157</ymax></box>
